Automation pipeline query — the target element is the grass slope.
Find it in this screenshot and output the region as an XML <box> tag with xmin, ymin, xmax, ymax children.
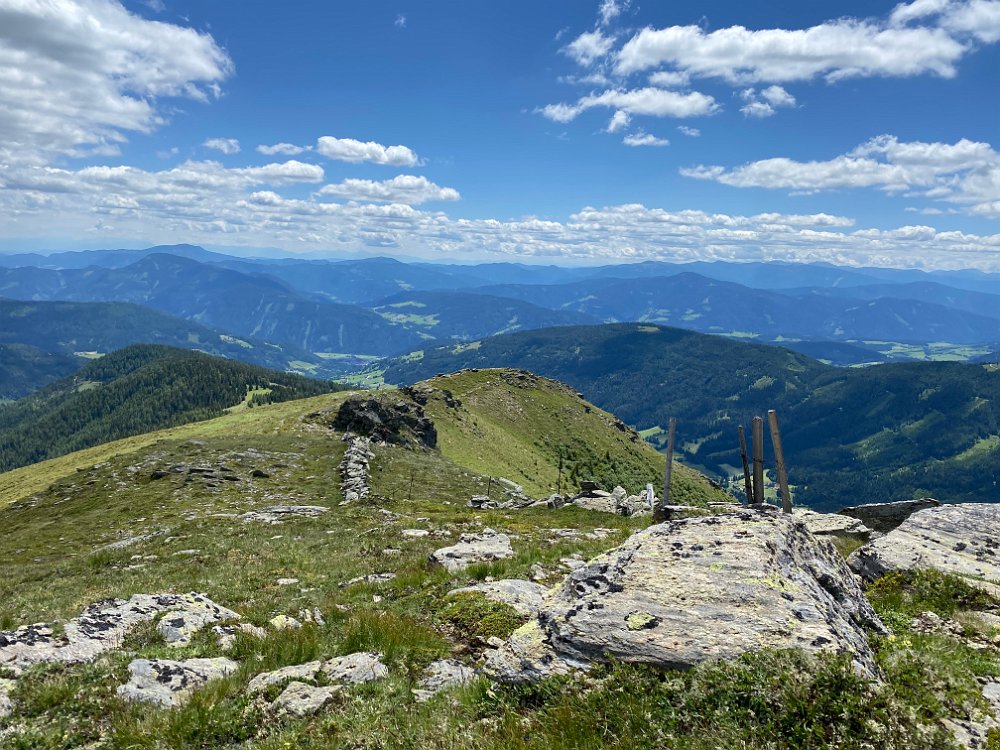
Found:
<box><xmin>382</xmin><ymin>324</ymin><xmax>1000</xmax><ymax>510</ymax></box>
<box><xmin>0</xmin><ymin>371</ymin><xmax>995</xmax><ymax>748</ymax></box>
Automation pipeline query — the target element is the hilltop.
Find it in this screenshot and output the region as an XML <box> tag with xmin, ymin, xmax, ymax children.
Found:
<box><xmin>381</xmin><ymin>324</ymin><xmax>1000</xmax><ymax>510</ymax></box>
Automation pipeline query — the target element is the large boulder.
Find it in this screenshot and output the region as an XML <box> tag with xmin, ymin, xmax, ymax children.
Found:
<box><xmin>117</xmin><ymin>657</ymin><xmax>238</xmax><ymax>708</ymax></box>
<box><xmin>431</xmin><ymin>528</ymin><xmax>514</xmax><ymax>573</ymax></box>
<box><xmin>793</xmin><ymin>509</ymin><xmax>872</xmax><ymax>544</ymax></box>
<box><xmin>838</xmin><ymin>498</ymin><xmax>941</xmax><ymax>533</ymax></box>
<box><xmin>485</xmin><ymin>511</ymin><xmax>886</xmax><ymax>683</ymax></box>
<box><xmin>848</xmin><ymin>503</ymin><xmax>1000</xmax><ymax>587</ymax></box>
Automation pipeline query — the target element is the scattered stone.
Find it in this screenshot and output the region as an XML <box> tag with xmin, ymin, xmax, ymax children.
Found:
<box><xmin>448</xmin><ymin>579</ymin><xmax>549</xmax><ymax>617</ymax></box>
<box><xmin>839</xmin><ymin>497</ymin><xmax>941</xmax><ymax>533</ymax></box>
<box><xmin>268</xmin><ymin>615</ymin><xmax>302</xmax><ymax>631</ymax></box>
<box><xmin>95</xmin><ymin>533</ymin><xmax>157</xmax><ymax>553</ymax></box>
<box><xmin>271</xmin><ymin>681</ymin><xmax>341</xmax><ymax>717</ymax></box>
<box><xmin>276</xmin><ymin>578</ymin><xmax>299</xmax><ymax>586</ymax></box>
<box><xmin>910</xmin><ymin>611</ymin><xmax>965</xmax><ymax>638</ymax></box>
<box><xmin>944</xmin><ymin>680</ymin><xmax>1000</xmax><ymax>749</ymax></box>
<box><xmin>321</xmin><ymin>651</ymin><xmax>388</xmax><ymax>684</ymax></box>
<box><xmin>413</xmin><ymin>659</ymin><xmax>477</xmax><ymax>701</ymax></box>
<box><xmin>848</xmin><ymin>503</ymin><xmax>1000</xmax><ymax>587</ymax></box>
<box><xmin>339</xmin><ymin>573</ymin><xmax>397</xmax><ymax>588</ymax></box>
<box><xmin>485</xmin><ymin>512</ymin><xmax>887</xmax><ymax>683</ymax></box>
<box><xmin>431</xmin><ymin>528</ymin><xmax>515</xmax><ymax>573</ymax></box>
<box><xmin>402</xmin><ymin>529</ymin><xmax>430</xmax><ymax>538</ymax></box>
<box><xmin>0</xmin><ymin>593</ymin><xmax>238</xmax><ymax>674</ymax></box>
<box><xmin>298</xmin><ymin>608</ymin><xmax>325</xmax><ymax>626</ymax></box>
<box><xmin>117</xmin><ymin>657</ymin><xmax>238</xmax><ymax>708</ymax></box>
<box><xmin>248</xmin><ymin>661</ymin><xmax>323</xmax><ymax>694</ymax></box>
<box><xmin>240</xmin><ymin>506</ymin><xmax>329</xmax><ymax>524</ymax></box>
<box><xmin>212</xmin><ymin>623</ymin><xmax>266</xmax><ymax>651</ymax></box>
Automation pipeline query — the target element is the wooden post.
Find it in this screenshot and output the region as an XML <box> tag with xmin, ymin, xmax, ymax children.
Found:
<box><xmin>654</xmin><ymin>417</ymin><xmax>677</xmax><ymax>523</ymax></box>
<box><xmin>408</xmin><ymin>470</ymin><xmax>414</xmax><ymax>503</ymax></box>
<box><xmin>486</xmin><ymin>475</ymin><xmax>493</xmax><ymax>500</ymax></box>
<box><xmin>752</xmin><ymin>416</ymin><xmax>765</xmax><ymax>505</ymax></box>
<box><xmin>557</xmin><ymin>453</ymin><xmax>563</xmax><ymax>495</ymax></box>
<box><xmin>768</xmin><ymin>409</ymin><xmax>793</xmax><ymax>514</ymax></box>
<box><xmin>738</xmin><ymin>424</ymin><xmax>753</xmax><ymax>505</ymax></box>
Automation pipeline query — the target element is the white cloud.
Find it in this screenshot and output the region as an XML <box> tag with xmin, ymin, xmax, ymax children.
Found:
<box><xmin>648</xmin><ymin>70</ymin><xmax>691</xmax><ymax>88</ymax></box>
<box><xmin>681</xmin><ymin>135</ymin><xmax>1000</xmax><ymax>217</ymax></box>
<box><xmin>542</xmin><ymin>87</ymin><xmax>719</xmax><ymax>122</ymax></box>
<box><xmin>606</xmin><ymin>110</ymin><xmax>631</xmax><ymax>133</ymax></box>
<box><xmin>203</xmin><ymin>138</ymin><xmax>241</xmax><ymax>155</ymax></box>
<box><xmin>739</xmin><ymin>85</ymin><xmax>796</xmax><ymax>117</ymax></box>
<box><xmin>317</xmin><ymin>175</ymin><xmax>460</xmax><ymax>204</ymax></box>
<box><xmin>315</xmin><ymin>136</ymin><xmax>421</xmax><ymax>166</ymax></box>
<box><xmin>563</xmin><ymin>29</ymin><xmax>614</xmax><ymax>65</ymax></box>
<box><xmin>598</xmin><ymin>0</ymin><xmax>628</xmax><ymax>26</ymax></box>
<box><xmin>623</xmin><ymin>132</ymin><xmax>669</xmax><ymax>147</ymax></box>
<box><xmin>257</xmin><ymin>142</ymin><xmax>309</xmax><ymax>156</ymax></box>
<box><xmin>0</xmin><ymin>0</ymin><xmax>232</xmax><ymax>165</ymax></box>
<box><xmin>395</xmin><ymin>13</ymin><xmax>406</xmax><ymax>28</ymax></box>
<box><xmin>677</xmin><ymin>125</ymin><xmax>701</xmax><ymax>137</ymax></box>
<box><xmin>892</xmin><ymin>0</ymin><xmax>1000</xmax><ymax>42</ymax></box>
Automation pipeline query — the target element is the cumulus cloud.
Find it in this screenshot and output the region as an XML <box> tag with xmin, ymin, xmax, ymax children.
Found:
<box><xmin>542</xmin><ymin>87</ymin><xmax>718</xmax><ymax>122</ymax></box>
<box><xmin>256</xmin><ymin>143</ymin><xmax>309</xmax><ymax>156</ymax></box>
<box><xmin>648</xmin><ymin>70</ymin><xmax>691</xmax><ymax>88</ymax></box>
<box><xmin>606</xmin><ymin>110</ymin><xmax>631</xmax><ymax>133</ymax></box>
<box><xmin>563</xmin><ymin>29</ymin><xmax>614</xmax><ymax>65</ymax></box>
<box><xmin>623</xmin><ymin>132</ymin><xmax>669</xmax><ymax>147</ymax></box>
<box><xmin>677</xmin><ymin>125</ymin><xmax>701</xmax><ymax>137</ymax></box>
<box><xmin>315</xmin><ymin>136</ymin><xmax>421</xmax><ymax>166</ymax></box>
<box><xmin>739</xmin><ymin>85</ymin><xmax>797</xmax><ymax>117</ymax></box>
<box><xmin>203</xmin><ymin>138</ymin><xmax>241</xmax><ymax>154</ymax></box>
<box><xmin>0</xmin><ymin>0</ymin><xmax>232</xmax><ymax>165</ymax></box>
<box><xmin>317</xmin><ymin>175</ymin><xmax>460</xmax><ymax>204</ymax></box>
<box><xmin>681</xmin><ymin>135</ymin><xmax>1000</xmax><ymax>217</ymax></box>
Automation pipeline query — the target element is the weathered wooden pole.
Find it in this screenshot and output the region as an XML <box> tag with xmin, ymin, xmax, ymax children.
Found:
<box><xmin>737</xmin><ymin>424</ymin><xmax>753</xmax><ymax>505</ymax></box>
<box><xmin>654</xmin><ymin>417</ymin><xmax>677</xmax><ymax>523</ymax></box>
<box><xmin>768</xmin><ymin>409</ymin><xmax>793</xmax><ymax>514</ymax></box>
<box><xmin>751</xmin><ymin>416</ymin><xmax>765</xmax><ymax>505</ymax></box>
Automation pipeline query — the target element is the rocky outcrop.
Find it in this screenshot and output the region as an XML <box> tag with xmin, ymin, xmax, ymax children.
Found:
<box><xmin>485</xmin><ymin>512</ymin><xmax>886</xmax><ymax>683</ymax></box>
<box><xmin>239</xmin><ymin>505</ymin><xmax>329</xmax><ymax>524</ymax></box>
<box><xmin>431</xmin><ymin>528</ymin><xmax>515</xmax><ymax>573</ymax></box>
<box><xmin>117</xmin><ymin>657</ymin><xmax>238</xmax><ymax>708</ymax></box>
<box><xmin>447</xmin><ymin>579</ymin><xmax>549</xmax><ymax>617</ymax></box>
<box><xmin>340</xmin><ymin>435</ymin><xmax>374</xmax><ymax>503</ymax></box>
<box><xmin>413</xmin><ymin>659</ymin><xmax>477</xmax><ymax>702</ymax></box>
<box><xmin>793</xmin><ymin>509</ymin><xmax>872</xmax><ymax>543</ymax></box>
<box><xmin>848</xmin><ymin>503</ymin><xmax>1000</xmax><ymax>586</ymax></box>
<box><xmin>330</xmin><ymin>396</ymin><xmax>436</xmax><ymax>448</ymax></box>
<box><xmin>0</xmin><ymin>593</ymin><xmax>238</xmax><ymax>675</ymax></box>
<box><xmin>838</xmin><ymin>498</ymin><xmax>941</xmax><ymax>533</ymax></box>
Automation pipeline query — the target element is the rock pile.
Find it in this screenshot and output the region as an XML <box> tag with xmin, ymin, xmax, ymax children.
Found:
<box><xmin>485</xmin><ymin>511</ymin><xmax>887</xmax><ymax>683</ymax></box>
<box><xmin>330</xmin><ymin>396</ymin><xmax>437</xmax><ymax>448</ymax></box>
<box><xmin>340</xmin><ymin>434</ymin><xmax>374</xmax><ymax>503</ymax></box>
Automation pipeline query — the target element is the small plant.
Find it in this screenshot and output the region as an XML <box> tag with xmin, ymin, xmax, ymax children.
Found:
<box><xmin>867</xmin><ymin>569</ymin><xmax>998</xmax><ymax>623</ymax></box>
<box><xmin>438</xmin><ymin>592</ymin><xmax>528</xmax><ymax>642</ymax></box>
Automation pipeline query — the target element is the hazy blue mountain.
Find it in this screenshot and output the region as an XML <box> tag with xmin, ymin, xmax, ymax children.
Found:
<box><xmin>782</xmin><ymin>282</ymin><xmax>1000</xmax><ymax>322</ymax></box>
<box><xmin>0</xmin><ymin>244</ymin><xmax>232</xmax><ymax>269</ymax></box>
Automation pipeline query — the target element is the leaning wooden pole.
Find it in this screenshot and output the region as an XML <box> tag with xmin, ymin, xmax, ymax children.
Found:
<box><xmin>751</xmin><ymin>416</ymin><xmax>765</xmax><ymax>505</ymax></box>
<box><xmin>768</xmin><ymin>409</ymin><xmax>793</xmax><ymax>514</ymax></box>
<box><xmin>654</xmin><ymin>417</ymin><xmax>677</xmax><ymax>523</ymax></box>
<box><xmin>738</xmin><ymin>424</ymin><xmax>753</xmax><ymax>505</ymax></box>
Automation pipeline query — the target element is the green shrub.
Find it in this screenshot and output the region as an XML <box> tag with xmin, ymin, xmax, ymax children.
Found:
<box><xmin>438</xmin><ymin>592</ymin><xmax>528</xmax><ymax>641</ymax></box>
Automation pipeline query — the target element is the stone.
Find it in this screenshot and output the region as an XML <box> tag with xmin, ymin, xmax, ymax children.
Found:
<box><xmin>793</xmin><ymin>509</ymin><xmax>872</xmax><ymax>542</ymax></box>
<box><xmin>572</xmin><ymin>494</ymin><xmax>618</xmax><ymax>514</ymax></box>
<box><xmin>340</xmin><ymin>573</ymin><xmax>396</xmax><ymax>588</ymax></box>
<box><xmin>618</xmin><ymin>495</ymin><xmax>652</xmax><ymax>517</ymax></box>
<box><xmin>159</xmin><ymin>597</ymin><xmax>241</xmax><ymax>647</ymax></box>
<box><xmin>240</xmin><ymin>506</ymin><xmax>329</xmax><ymax>524</ymax></box>
<box><xmin>447</xmin><ymin>579</ymin><xmax>549</xmax><ymax>617</ymax></box>
<box><xmin>0</xmin><ymin>678</ymin><xmax>14</xmax><ymax>718</ymax></box>
<box><xmin>330</xmin><ymin>396</ymin><xmax>437</xmax><ymax>448</ymax></box>
<box><xmin>268</xmin><ymin>615</ymin><xmax>302</xmax><ymax>630</ymax></box>
<box><xmin>412</xmin><ymin>659</ymin><xmax>477</xmax><ymax>702</ymax></box>
<box><xmin>276</xmin><ymin>578</ymin><xmax>299</xmax><ymax>586</ymax></box>
<box><xmin>247</xmin><ymin>661</ymin><xmax>323</xmax><ymax>694</ymax></box>
<box><xmin>485</xmin><ymin>511</ymin><xmax>886</xmax><ymax>683</ymax></box>
<box><xmin>213</xmin><ymin>623</ymin><xmax>266</xmax><ymax>651</ymax></box>
<box><xmin>0</xmin><ymin>593</ymin><xmax>238</xmax><ymax>674</ymax></box>
<box><xmin>340</xmin><ymin>435</ymin><xmax>375</xmax><ymax>502</ymax></box>
<box><xmin>321</xmin><ymin>651</ymin><xmax>388</xmax><ymax>684</ymax></box>
<box><xmin>838</xmin><ymin>498</ymin><xmax>941</xmax><ymax>533</ymax></box>
<box><xmin>430</xmin><ymin>528</ymin><xmax>514</xmax><ymax>573</ymax></box>
<box><xmin>402</xmin><ymin>529</ymin><xmax>430</xmax><ymax>538</ymax></box>
<box><xmin>117</xmin><ymin>657</ymin><xmax>238</xmax><ymax>708</ymax></box>
<box><xmin>271</xmin><ymin>681</ymin><xmax>341</xmax><ymax>717</ymax></box>
<box><xmin>848</xmin><ymin>503</ymin><xmax>1000</xmax><ymax>588</ymax></box>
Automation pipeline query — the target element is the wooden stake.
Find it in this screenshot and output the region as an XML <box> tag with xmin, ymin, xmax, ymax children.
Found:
<box><xmin>752</xmin><ymin>416</ymin><xmax>765</xmax><ymax>505</ymax></box>
<box><xmin>738</xmin><ymin>424</ymin><xmax>753</xmax><ymax>505</ymax></box>
<box><xmin>654</xmin><ymin>417</ymin><xmax>677</xmax><ymax>523</ymax></box>
<box><xmin>486</xmin><ymin>475</ymin><xmax>493</xmax><ymax>500</ymax></box>
<box><xmin>768</xmin><ymin>409</ymin><xmax>793</xmax><ymax>514</ymax></box>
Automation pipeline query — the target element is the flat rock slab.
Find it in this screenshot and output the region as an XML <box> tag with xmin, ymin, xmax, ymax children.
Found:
<box><xmin>793</xmin><ymin>509</ymin><xmax>872</xmax><ymax>540</ymax></box>
<box><xmin>431</xmin><ymin>528</ymin><xmax>514</xmax><ymax>573</ymax></box>
<box><xmin>485</xmin><ymin>512</ymin><xmax>886</xmax><ymax>683</ymax></box>
<box><xmin>0</xmin><ymin>593</ymin><xmax>238</xmax><ymax>674</ymax></box>
<box><xmin>117</xmin><ymin>657</ymin><xmax>238</xmax><ymax>708</ymax></box>
<box><xmin>247</xmin><ymin>652</ymin><xmax>387</xmax><ymax>696</ymax></box>
<box><xmin>448</xmin><ymin>579</ymin><xmax>549</xmax><ymax>616</ymax></box>
<box><xmin>248</xmin><ymin>661</ymin><xmax>323</xmax><ymax>694</ymax></box>
<box><xmin>240</xmin><ymin>506</ymin><xmax>329</xmax><ymax>524</ymax></box>
<box><xmin>413</xmin><ymin>659</ymin><xmax>477</xmax><ymax>702</ymax></box>
<box><xmin>839</xmin><ymin>498</ymin><xmax>940</xmax><ymax>533</ymax></box>
<box><xmin>848</xmin><ymin>503</ymin><xmax>1000</xmax><ymax>586</ymax></box>
<box><xmin>271</xmin><ymin>681</ymin><xmax>342</xmax><ymax>716</ymax></box>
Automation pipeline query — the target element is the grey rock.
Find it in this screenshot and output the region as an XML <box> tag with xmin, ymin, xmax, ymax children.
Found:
<box><xmin>271</xmin><ymin>681</ymin><xmax>341</xmax><ymax>716</ymax></box>
<box><xmin>618</xmin><ymin>495</ymin><xmax>652</xmax><ymax>517</ymax></box>
<box><xmin>839</xmin><ymin>497</ymin><xmax>941</xmax><ymax>533</ymax></box>
<box><xmin>793</xmin><ymin>509</ymin><xmax>872</xmax><ymax>541</ymax></box>
<box><xmin>413</xmin><ymin>659</ymin><xmax>477</xmax><ymax>701</ymax></box>
<box><xmin>330</xmin><ymin>396</ymin><xmax>436</xmax><ymax>448</ymax></box>
<box><xmin>321</xmin><ymin>651</ymin><xmax>388</xmax><ymax>684</ymax></box>
<box><xmin>485</xmin><ymin>512</ymin><xmax>886</xmax><ymax>683</ymax></box>
<box><xmin>339</xmin><ymin>435</ymin><xmax>375</xmax><ymax>503</ymax></box>
<box><xmin>268</xmin><ymin>615</ymin><xmax>302</xmax><ymax>630</ymax></box>
<box><xmin>448</xmin><ymin>579</ymin><xmax>548</xmax><ymax>616</ymax></box>
<box><xmin>240</xmin><ymin>506</ymin><xmax>329</xmax><ymax>524</ymax></box>
<box><xmin>339</xmin><ymin>573</ymin><xmax>397</xmax><ymax>588</ymax></box>
<box><xmin>849</xmin><ymin>503</ymin><xmax>1000</xmax><ymax>588</ymax></box>
<box><xmin>572</xmin><ymin>494</ymin><xmax>618</xmax><ymax>514</ymax></box>
<box><xmin>247</xmin><ymin>661</ymin><xmax>323</xmax><ymax>694</ymax></box>
<box><xmin>0</xmin><ymin>593</ymin><xmax>238</xmax><ymax>674</ymax></box>
<box><xmin>117</xmin><ymin>657</ymin><xmax>238</xmax><ymax>708</ymax></box>
<box><xmin>0</xmin><ymin>678</ymin><xmax>14</xmax><ymax>718</ymax></box>
<box><xmin>431</xmin><ymin>528</ymin><xmax>514</xmax><ymax>573</ymax></box>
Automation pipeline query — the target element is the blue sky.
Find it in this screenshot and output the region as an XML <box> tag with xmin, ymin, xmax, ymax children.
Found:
<box><xmin>0</xmin><ymin>0</ymin><xmax>999</xmax><ymax>268</ymax></box>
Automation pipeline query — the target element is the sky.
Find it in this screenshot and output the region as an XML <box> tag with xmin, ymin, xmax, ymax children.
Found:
<box><xmin>0</xmin><ymin>0</ymin><xmax>999</xmax><ymax>269</ymax></box>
